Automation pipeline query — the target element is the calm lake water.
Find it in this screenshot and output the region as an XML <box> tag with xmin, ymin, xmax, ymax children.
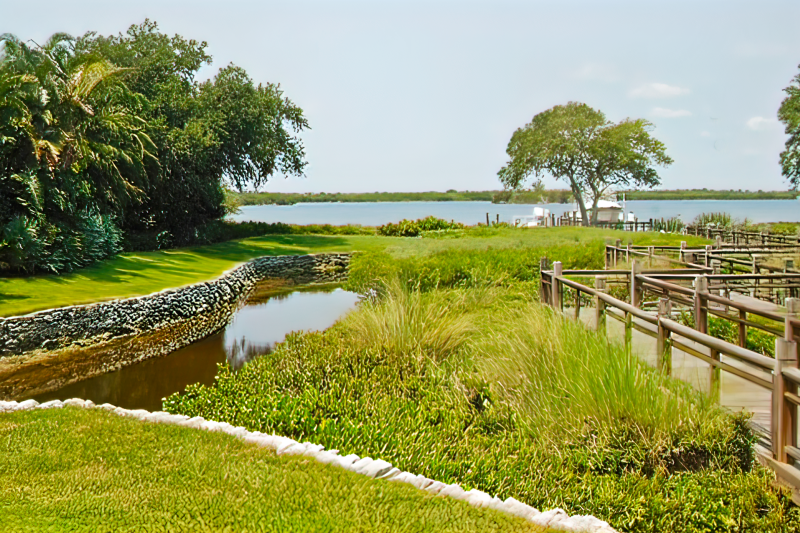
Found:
<box><xmin>34</xmin><ymin>288</ymin><xmax>360</xmax><ymax>411</ymax></box>
<box><xmin>230</xmin><ymin>200</ymin><xmax>800</xmax><ymax>226</ymax></box>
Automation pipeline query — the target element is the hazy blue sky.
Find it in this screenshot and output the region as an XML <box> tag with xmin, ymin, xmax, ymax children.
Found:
<box><xmin>4</xmin><ymin>0</ymin><xmax>800</xmax><ymax>192</ymax></box>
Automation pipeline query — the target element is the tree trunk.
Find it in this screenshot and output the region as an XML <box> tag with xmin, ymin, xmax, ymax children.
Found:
<box><xmin>590</xmin><ymin>196</ymin><xmax>601</xmax><ymax>226</ymax></box>
<box><xmin>571</xmin><ymin>185</ymin><xmax>590</xmax><ymax>227</ymax></box>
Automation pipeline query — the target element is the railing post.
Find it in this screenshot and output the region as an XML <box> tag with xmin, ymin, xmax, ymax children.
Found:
<box><xmin>694</xmin><ymin>275</ymin><xmax>709</xmax><ymax>334</ymax></box>
<box><xmin>738</xmin><ymin>308</ymin><xmax>747</xmax><ymax>347</ymax></box>
<box><xmin>657</xmin><ymin>298</ymin><xmax>672</xmax><ymax>375</ymax></box>
<box><xmin>626</xmin><ymin>242</ymin><xmax>631</xmax><ymax>263</ymax></box>
<box><xmin>595</xmin><ymin>277</ymin><xmax>606</xmax><ymax>334</ymax></box>
<box><xmin>552</xmin><ymin>261</ymin><xmax>563</xmax><ymax>313</ymax></box>
<box><xmin>630</xmin><ymin>260</ymin><xmax>643</xmax><ymax>308</ymax></box>
<box><xmin>539</xmin><ymin>257</ymin><xmax>550</xmax><ymax>304</ymax></box>
<box><xmin>615</xmin><ymin>239</ymin><xmax>621</xmax><ymax>267</ymax></box>
<box><xmin>715</xmin><ymin>235</ymin><xmax>722</xmax><ymax>249</ymax></box>
<box><xmin>704</xmin><ymin>245</ymin><xmax>712</xmax><ymax>267</ymax></box>
<box><xmin>574</xmin><ymin>288</ymin><xmax>581</xmax><ymax>321</ymax></box>
<box><xmin>773</xmin><ymin>337</ymin><xmax>798</xmax><ymax>463</ymax></box>
<box><xmin>680</xmin><ymin>241</ymin><xmax>687</xmax><ymax>262</ymax></box>
<box><xmin>709</xmin><ymin>346</ymin><xmax>721</xmax><ymax>402</ymax></box>
<box><xmin>624</xmin><ymin>311</ymin><xmax>632</xmax><ymax>357</ymax></box>
<box><xmin>788</xmin><ymin>298</ymin><xmax>799</xmax><ymax>362</ymax></box>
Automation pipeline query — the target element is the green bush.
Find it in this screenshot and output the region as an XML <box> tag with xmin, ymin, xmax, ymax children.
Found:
<box><xmin>378</xmin><ymin>216</ymin><xmax>465</xmax><ymax>237</ymax></box>
<box><xmin>0</xmin><ymin>213</ymin><xmax>122</xmax><ymax>273</ymax></box>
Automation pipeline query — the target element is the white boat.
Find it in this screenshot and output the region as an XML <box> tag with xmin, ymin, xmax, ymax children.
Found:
<box><xmin>513</xmin><ymin>207</ymin><xmax>552</xmax><ymax>227</ymax></box>
<box><xmin>564</xmin><ymin>200</ymin><xmax>629</xmax><ymax>224</ymax></box>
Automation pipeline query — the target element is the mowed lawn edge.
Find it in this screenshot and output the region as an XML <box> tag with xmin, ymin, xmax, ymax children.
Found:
<box><xmin>0</xmin><ymin>228</ymin><xmax>707</xmax><ymax>317</ymax></box>
<box><xmin>0</xmin><ymin>406</ymin><xmax>548</xmax><ymax>533</ymax></box>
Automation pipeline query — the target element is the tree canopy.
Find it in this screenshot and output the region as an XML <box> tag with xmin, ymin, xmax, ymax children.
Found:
<box><xmin>0</xmin><ymin>21</ymin><xmax>308</xmax><ymax>272</ymax></box>
<box><xmin>498</xmin><ymin>102</ymin><xmax>673</xmax><ymax>225</ymax></box>
<box><xmin>778</xmin><ymin>64</ymin><xmax>800</xmax><ymax>190</ymax></box>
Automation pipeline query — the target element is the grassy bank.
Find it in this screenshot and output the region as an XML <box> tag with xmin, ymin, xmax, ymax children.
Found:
<box><xmin>165</xmin><ymin>276</ymin><xmax>798</xmax><ymax>532</ymax></box>
<box><xmin>0</xmin><ymin>226</ymin><xmax>706</xmax><ymax>317</ymax></box>
<box><xmin>0</xmin><ymin>406</ymin><xmax>543</xmax><ymax>532</ymax></box>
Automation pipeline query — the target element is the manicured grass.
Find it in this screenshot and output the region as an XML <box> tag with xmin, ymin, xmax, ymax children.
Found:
<box><xmin>0</xmin><ymin>227</ymin><xmax>705</xmax><ymax>317</ymax></box>
<box><xmin>0</xmin><ymin>406</ymin><xmax>545</xmax><ymax>533</ymax></box>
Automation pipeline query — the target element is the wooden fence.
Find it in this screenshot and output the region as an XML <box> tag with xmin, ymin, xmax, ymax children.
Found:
<box><xmin>688</xmin><ymin>226</ymin><xmax>800</xmax><ymax>247</ymax></box>
<box><xmin>540</xmin><ymin>260</ymin><xmax>800</xmax><ymax>500</ymax></box>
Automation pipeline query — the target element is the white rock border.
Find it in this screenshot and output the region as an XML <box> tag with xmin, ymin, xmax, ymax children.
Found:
<box><xmin>0</xmin><ymin>398</ymin><xmax>616</xmax><ymax>533</ymax></box>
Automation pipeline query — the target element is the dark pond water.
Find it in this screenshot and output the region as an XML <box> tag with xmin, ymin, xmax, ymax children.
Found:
<box><xmin>34</xmin><ymin>288</ymin><xmax>360</xmax><ymax>411</ymax></box>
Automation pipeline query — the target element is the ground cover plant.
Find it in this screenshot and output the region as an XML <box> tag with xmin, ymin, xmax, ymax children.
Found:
<box><xmin>0</xmin><ymin>406</ymin><xmax>545</xmax><ymax>533</ymax></box>
<box><xmin>165</xmin><ymin>257</ymin><xmax>798</xmax><ymax>532</ymax></box>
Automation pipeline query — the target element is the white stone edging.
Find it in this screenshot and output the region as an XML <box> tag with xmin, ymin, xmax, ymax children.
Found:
<box><xmin>0</xmin><ymin>398</ymin><xmax>616</xmax><ymax>533</ymax></box>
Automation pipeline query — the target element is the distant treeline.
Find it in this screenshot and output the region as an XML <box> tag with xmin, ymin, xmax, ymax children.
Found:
<box><xmin>230</xmin><ymin>189</ymin><xmax>572</xmax><ymax>205</ymax></box>
<box><xmin>229</xmin><ymin>190</ymin><xmax>496</xmax><ymax>205</ymax></box>
<box><xmin>617</xmin><ymin>189</ymin><xmax>798</xmax><ymax>200</ymax></box>
<box><xmin>229</xmin><ymin>188</ymin><xmax>798</xmax><ymax>207</ymax></box>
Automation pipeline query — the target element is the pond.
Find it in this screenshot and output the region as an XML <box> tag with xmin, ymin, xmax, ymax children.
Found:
<box><xmin>34</xmin><ymin>288</ymin><xmax>360</xmax><ymax>411</ymax></box>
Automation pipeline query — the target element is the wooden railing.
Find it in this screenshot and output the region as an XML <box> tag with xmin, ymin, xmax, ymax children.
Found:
<box><xmin>540</xmin><ymin>260</ymin><xmax>800</xmax><ymax>500</ymax></box>
<box><xmin>557</xmin><ymin>216</ymin><xmax>653</xmax><ymax>232</ymax></box>
<box><xmin>688</xmin><ymin>226</ymin><xmax>800</xmax><ymax>247</ymax></box>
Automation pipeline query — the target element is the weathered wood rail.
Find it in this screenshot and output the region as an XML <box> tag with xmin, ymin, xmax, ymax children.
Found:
<box><xmin>688</xmin><ymin>226</ymin><xmax>800</xmax><ymax>247</ymax></box>
<box><xmin>540</xmin><ymin>259</ymin><xmax>800</xmax><ymax>500</ymax></box>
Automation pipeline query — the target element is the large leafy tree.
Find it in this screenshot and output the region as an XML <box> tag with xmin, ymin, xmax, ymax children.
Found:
<box><xmin>0</xmin><ymin>21</ymin><xmax>309</xmax><ymax>271</ymax></box>
<box><xmin>82</xmin><ymin>21</ymin><xmax>309</xmax><ymax>245</ymax></box>
<box><xmin>498</xmin><ymin>102</ymin><xmax>673</xmax><ymax>226</ymax></box>
<box><xmin>0</xmin><ymin>32</ymin><xmax>154</xmax><ymax>271</ymax></box>
<box><xmin>778</xmin><ymin>64</ymin><xmax>800</xmax><ymax>190</ymax></box>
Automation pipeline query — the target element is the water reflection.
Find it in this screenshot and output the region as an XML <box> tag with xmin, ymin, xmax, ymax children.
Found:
<box><xmin>34</xmin><ymin>288</ymin><xmax>359</xmax><ymax>411</ymax></box>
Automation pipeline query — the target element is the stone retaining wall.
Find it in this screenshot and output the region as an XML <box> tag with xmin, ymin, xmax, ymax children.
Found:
<box><xmin>0</xmin><ymin>253</ymin><xmax>350</xmax><ymax>357</ymax></box>
<box><xmin>0</xmin><ymin>253</ymin><xmax>350</xmax><ymax>399</ymax></box>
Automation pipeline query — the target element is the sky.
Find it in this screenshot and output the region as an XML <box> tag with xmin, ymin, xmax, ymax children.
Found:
<box><xmin>3</xmin><ymin>0</ymin><xmax>800</xmax><ymax>193</ymax></box>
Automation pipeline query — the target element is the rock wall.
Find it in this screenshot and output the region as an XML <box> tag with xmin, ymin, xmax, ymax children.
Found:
<box><xmin>0</xmin><ymin>253</ymin><xmax>350</xmax><ymax>357</ymax></box>
<box><xmin>0</xmin><ymin>253</ymin><xmax>350</xmax><ymax>399</ymax></box>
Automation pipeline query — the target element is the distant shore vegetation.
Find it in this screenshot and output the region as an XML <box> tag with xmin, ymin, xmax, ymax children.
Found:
<box><xmin>228</xmin><ymin>188</ymin><xmax>797</xmax><ymax>207</ymax></box>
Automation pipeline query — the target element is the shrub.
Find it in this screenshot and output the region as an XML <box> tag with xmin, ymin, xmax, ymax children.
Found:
<box><xmin>378</xmin><ymin>216</ymin><xmax>464</xmax><ymax>237</ymax></box>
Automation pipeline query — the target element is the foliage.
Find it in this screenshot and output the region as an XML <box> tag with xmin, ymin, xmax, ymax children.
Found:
<box><xmin>0</xmin><ymin>407</ymin><xmax>540</xmax><ymax>533</ymax></box>
<box><xmin>651</xmin><ymin>217</ymin><xmax>685</xmax><ymax>233</ymax></box>
<box><xmin>165</xmin><ymin>281</ymin><xmax>797</xmax><ymax>532</ymax></box>
<box><xmin>230</xmin><ymin>189</ymin><xmax>497</xmax><ymax>205</ymax></box>
<box><xmin>378</xmin><ymin>216</ymin><xmax>465</xmax><ymax>237</ymax></box>
<box><xmin>498</xmin><ymin>102</ymin><xmax>672</xmax><ymax>226</ymax></box>
<box><xmin>778</xmin><ymin>62</ymin><xmax>800</xmax><ymax>189</ymax></box>
<box><xmin>692</xmin><ymin>212</ymin><xmax>734</xmax><ymax>229</ymax></box>
<box><xmin>0</xmin><ymin>21</ymin><xmax>308</xmax><ymax>271</ymax></box>
<box><xmin>618</xmin><ymin>189</ymin><xmax>798</xmax><ymax>200</ymax></box>
<box><xmin>492</xmin><ymin>187</ymin><xmax>573</xmax><ymax>204</ymax></box>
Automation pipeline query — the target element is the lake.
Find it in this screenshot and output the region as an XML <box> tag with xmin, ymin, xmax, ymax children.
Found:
<box><xmin>230</xmin><ymin>200</ymin><xmax>800</xmax><ymax>226</ymax></box>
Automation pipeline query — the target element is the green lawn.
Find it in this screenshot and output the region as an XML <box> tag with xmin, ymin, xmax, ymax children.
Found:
<box><xmin>0</xmin><ymin>406</ymin><xmax>545</xmax><ymax>533</ymax></box>
<box><xmin>0</xmin><ymin>227</ymin><xmax>707</xmax><ymax>317</ymax></box>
